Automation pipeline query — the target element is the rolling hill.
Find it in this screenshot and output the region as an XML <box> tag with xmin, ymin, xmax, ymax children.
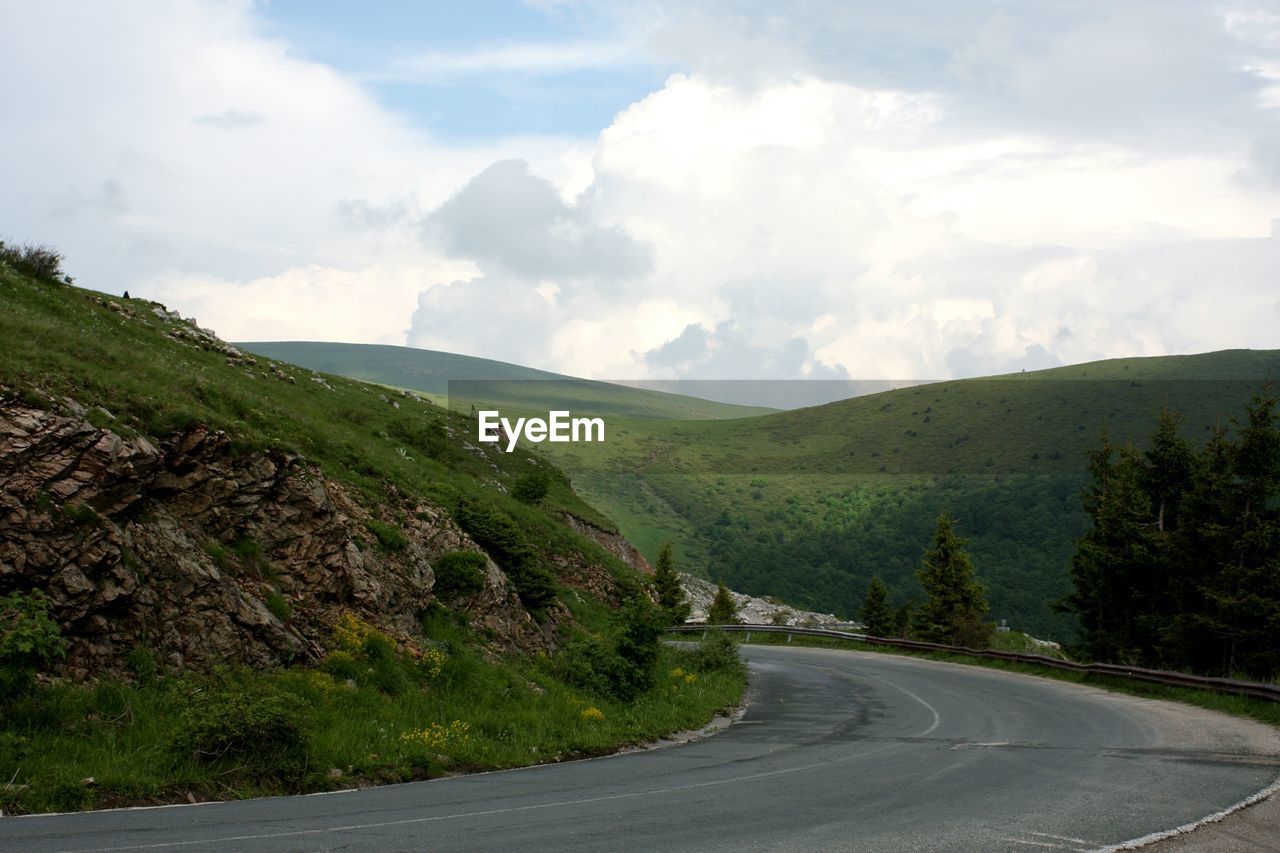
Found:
<box><xmin>241</xmin><ymin>338</ymin><xmax>1278</xmax><ymax>641</ymax></box>
<box><xmin>240</xmin><ymin>341</ymin><xmax>774</xmax><ymax>420</ymax></box>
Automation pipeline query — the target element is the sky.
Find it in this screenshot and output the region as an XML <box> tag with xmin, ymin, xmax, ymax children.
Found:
<box><xmin>2</xmin><ymin>0</ymin><xmax>1278</xmax><ymax>381</ymax></box>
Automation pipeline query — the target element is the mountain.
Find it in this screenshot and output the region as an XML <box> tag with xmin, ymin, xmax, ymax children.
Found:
<box><xmin>238</xmin><ymin>341</ymin><xmax>1279</xmax><ymax>642</ymax></box>
<box><xmin>239</xmin><ymin>341</ymin><xmax>774</xmax><ymax>420</ymax></box>
<box><xmin>535</xmin><ymin>349</ymin><xmax>1280</xmax><ymax>639</ymax></box>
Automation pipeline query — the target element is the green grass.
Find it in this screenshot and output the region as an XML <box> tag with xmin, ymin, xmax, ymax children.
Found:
<box><xmin>0</xmin><ymin>264</ymin><xmax>751</xmax><ymax>814</ymax></box>
<box><xmin>733</xmin><ymin>632</ymin><xmax>1280</xmax><ymax>729</ymax></box>
<box><xmin>0</xmin><ymin>639</ymin><xmax>744</xmax><ymax>815</ymax></box>
<box><xmin>0</xmin><ymin>266</ymin><xmax>625</xmax><ymax>566</ymax></box>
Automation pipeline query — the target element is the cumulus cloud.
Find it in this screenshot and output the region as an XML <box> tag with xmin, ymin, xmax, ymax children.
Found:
<box><xmin>5</xmin><ymin>1</ymin><xmax>1279</xmax><ymax>383</ymax></box>
<box><xmin>421</xmin><ymin>159</ymin><xmax>651</xmax><ymax>282</ymax></box>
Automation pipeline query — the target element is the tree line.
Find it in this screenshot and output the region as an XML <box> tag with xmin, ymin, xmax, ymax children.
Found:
<box><xmin>1060</xmin><ymin>385</ymin><xmax>1279</xmax><ymax>678</ymax></box>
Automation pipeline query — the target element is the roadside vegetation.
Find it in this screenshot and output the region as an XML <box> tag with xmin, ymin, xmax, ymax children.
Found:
<box><xmin>0</xmin><ymin>253</ymin><xmax>748</xmax><ymax>815</ymax></box>
<box><xmin>0</xmin><ymin>599</ymin><xmax>745</xmax><ymax>815</ymax></box>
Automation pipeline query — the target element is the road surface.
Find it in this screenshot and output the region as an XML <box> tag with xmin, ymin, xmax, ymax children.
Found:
<box><xmin>5</xmin><ymin>645</ymin><xmax>1278</xmax><ymax>852</ymax></box>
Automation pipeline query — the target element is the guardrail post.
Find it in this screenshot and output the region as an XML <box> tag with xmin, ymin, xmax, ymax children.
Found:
<box><xmin>787</xmin><ymin>633</ymin><xmax>792</xmax><ymax>643</ymax></box>
<box><xmin>745</xmin><ymin>631</ymin><xmax>752</xmax><ymax>643</ymax></box>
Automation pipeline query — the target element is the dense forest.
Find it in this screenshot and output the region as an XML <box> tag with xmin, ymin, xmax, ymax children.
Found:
<box><xmin>1062</xmin><ymin>386</ymin><xmax>1280</xmax><ymax>679</ymax></box>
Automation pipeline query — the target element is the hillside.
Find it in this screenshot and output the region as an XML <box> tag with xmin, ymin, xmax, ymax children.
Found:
<box><xmin>240</xmin><ymin>341</ymin><xmax>774</xmax><ymax>420</ymax></box>
<box><xmin>0</xmin><ymin>259</ymin><xmax>753</xmax><ymax>813</ymax></box>
<box><xmin>531</xmin><ymin>349</ymin><xmax>1280</xmax><ymax>639</ymax></box>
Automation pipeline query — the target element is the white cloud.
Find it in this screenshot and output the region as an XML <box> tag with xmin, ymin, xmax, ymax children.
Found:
<box><xmin>4</xmin><ymin>1</ymin><xmax>1279</xmax><ymax>382</ymax></box>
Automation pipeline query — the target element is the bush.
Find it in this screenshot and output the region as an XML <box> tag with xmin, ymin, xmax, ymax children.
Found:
<box><xmin>0</xmin><ymin>591</ymin><xmax>68</xmax><ymax>699</ymax></box>
<box><xmin>554</xmin><ymin>597</ymin><xmax>664</xmax><ymax>701</ymax></box>
<box><xmin>173</xmin><ymin>685</ymin><xmax>309</xmax><ymax>780</ymax></box>
<box><xmin>452</xmin><ymin>500</ymin><xmax>556</xmax><ymax>610</ymax></box>
<box><xmin>511</xmin><ymin>468</ymin><xmax>551</xmax><ymax>505</ymax></box>
<box><xmin>688</xmin><ymin>631</ymin><xmax>744</xmax><ymax>675</ymax></box>
<box><xmin>366</xmin><ymin>519</ymin><xmax>408</xmax><ymax>552</ymax></box>
<box><xmin>0</xmin><ymin>240</ymin><xmax>66</xmax><ymax>282</ymax></box>
<box><xmin>432</xmin><ymin>551</ymin><xmax>488</xmax><ymax>599</ymax></box>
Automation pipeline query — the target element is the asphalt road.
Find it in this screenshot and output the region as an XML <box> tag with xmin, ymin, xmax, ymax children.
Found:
<box><xmin>5</xmin><ymin>645</ymin><xmax>1279</xmax><ymax>852</ymax></box>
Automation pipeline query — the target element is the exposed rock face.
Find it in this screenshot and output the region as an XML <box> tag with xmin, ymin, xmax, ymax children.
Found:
<box><xmin>679</xmin><ymin>573</ymin><xmax>855</xmax><ymax>629</ymax></box>
<box><xmin>560</xmin><ymin>514</ymin><xmax>652</xmax><ymax>575</ymax></box>
<box><xmin>0</xmin><ymin>397</ymin><xmax>554</xmax><ymax>678</ymax></box>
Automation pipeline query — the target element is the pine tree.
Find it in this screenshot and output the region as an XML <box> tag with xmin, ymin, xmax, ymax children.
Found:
<box><xmin>860</xmin><ymin>576</ymin><xmax>895</xmax><ymax>637</ymax></box>
<box><xmin>1211</xmin><ymin>386</ymin><xmax>1280</xmax><ymax>677</ymax></box>
<box><xmin>707</xmin><ymin>580</ymin><xmax>738</xmax><ymax>625</ymax></box>
<box><xmin>652</xmin><ymin>540</ymin><xmax>691</xmax><ymax>624</ymax></box>
<box><xmin>1063</xmin><ymin>439</ymin><xmax>1156</xmax><ymax>664</ymax></box>
<box><xmin>914</xmin><ymin>511</ymin><xmax>991</xmax><ymax>645</ymax></box>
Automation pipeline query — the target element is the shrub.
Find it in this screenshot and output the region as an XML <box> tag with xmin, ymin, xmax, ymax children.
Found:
<box><xmin>265</xmin><ymin>591</ymin><xmax>291</xmax><ymax>622</ymax></box>
<box><xmin>0</xmin><ymin>591</ymin><xmax>68</xmax><ymax>699</ymax></box>
<box><xmin>0</xmin><ymin>240</ymin><xmax>66</xmax><ymax>282</ymax></box>
<box><xmin>452</xmin><ymin>499</ymin><xmax>556</xmax><ymax>610</ymax></box>
<box><xmin>125</xmin><ymin>645</ymin><xmax>158</xmax><ymax>685</ymax></box>
<box><xmin>688</xmin><ymin>631</ymin><xmax>743</xmax><ymax>675</ymax></box>
<box><xmin>555</xmin><ymin>597</ymin><xmax>664</xmax><ymax>701</ymax></box>
<box><xmin>511</xmin><ymin>468</ymin><xmax>551</xmax><ymax>505</ymax></box>
<box><xmin>173</xmin><ymin>685</ymin><xmax>308</xmax><ymax>780</ymax></box>
<box><xmin>432</xmin><ymin>551</ymin><xmax>488</xmax><ymax>599</ymax></box>
<box><xmin>366</xmin><ymin>519</ymin><xmax>408</xmax><ymax>552</ymax></box>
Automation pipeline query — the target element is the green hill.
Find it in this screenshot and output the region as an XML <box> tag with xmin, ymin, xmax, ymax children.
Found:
<box><xmin>530</xmin><ymin>349</ymin><xmax>1280</xmax><ymax>639</ymax></box>
<box><xmin>240</xmin><ymin>341</ymin><xmax>774</xmax><ymax>420</ymax></box>
<box><xmin>0</xmin><ymin>257</ymin><xmax>747</xmax><ymax>813</ymax></box>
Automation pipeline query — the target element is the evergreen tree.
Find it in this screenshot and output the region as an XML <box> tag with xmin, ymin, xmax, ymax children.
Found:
<box><xmin>707</xmin><ymin>580</ymin><xmax>739</xmax><ymax>625</ymax></box>
<box><xmin>1210</xmin><ymin>386</ymin><xmax>1280</xmax><ymax>677</ymax></box>
<box><xmin>1063</xmin><ymin>438</ymin><xmax>1156</xmax><ymax>664</ymax></box>
<box><xmin>859</xmin><ymin>576</ymin><xmax>895</xmax><ymax>637</ymax></box>
<box><xmin>652</xmin><ymin>540</ymin><xmax>691</xmax><ymax>624</ymax></box>
<box><xmin>1064</xmin><ymin>388</ymin><xmax>1280</xmax><ymax>678</ymax></box>
<box><xmin>914</xmin><ymin>512</ymin><xmax>991</xmax><ymax>645</ymax></box>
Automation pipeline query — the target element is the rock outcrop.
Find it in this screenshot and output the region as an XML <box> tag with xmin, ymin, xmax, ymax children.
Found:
<box><xmin>679</xmin><ymin>573</ymin><xmax>855</xmax><ymax>629</ymax></box>
<box><xmin>0</xmin><ymin>396</ymin><xmax>561</xmax><ymax>678</ymax></box>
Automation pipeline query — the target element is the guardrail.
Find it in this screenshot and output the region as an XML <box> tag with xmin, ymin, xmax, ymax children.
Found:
<box><xmin>668</xmin><ymin>623</ymin><xmax>1280</xmax><ymax>703</ymax></box>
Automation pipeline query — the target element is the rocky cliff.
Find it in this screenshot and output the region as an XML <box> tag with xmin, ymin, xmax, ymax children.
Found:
<box><xmin>0</xmin><ymin>393</ymin><xmax>616</xmax><ymax>679</ymax></box>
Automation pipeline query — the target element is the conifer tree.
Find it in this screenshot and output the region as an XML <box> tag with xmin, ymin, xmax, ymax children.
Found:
<box><xmin>707</xmin><ymin>580</ymin><xmax>739</xmax><ymax>625</ymax></box>
<box><xmin>914</xmin><ymin>512</ymin><xmax>991</xmax><ymax>645</ymax></box>
<box><xmin>860</xmin><ymin>576</ymin><xmax>895</xmax><ymax>637</ymax></box>
<box><xmin>652</xmin><ymin>541</ymin><xmax>691</xmax><ymax>624</ymax></box>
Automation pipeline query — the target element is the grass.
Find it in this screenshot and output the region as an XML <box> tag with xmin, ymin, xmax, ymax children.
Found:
<box><xmin>0</xmin><ymin>265</ymin><xmax>627</xmax><ymax>573</ymax></box>
<box><xmin>0</xmin><ymin>264</ymin><xmax>750</xmax><ymax>813</ymax></box>
<box><xmin>0</xmin><ymin>624</ymin><xmax>746</xmax><ymax>815</ymax></box>
<box><xmin>731</xmin><ymin>631</ymin><xmax>1280</xmax><ymax>729</ymax></box>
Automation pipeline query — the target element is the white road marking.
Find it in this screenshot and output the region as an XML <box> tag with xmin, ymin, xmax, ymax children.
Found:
<box><xmin>1030</xmin><ymin>831</ymin><xmax>1096</xmax><ymax>845</ymax></box>
<box><xmin>1095</xmin><ymin>774</ymin><xmax>1280</xmax><ymax>851</ymax></box>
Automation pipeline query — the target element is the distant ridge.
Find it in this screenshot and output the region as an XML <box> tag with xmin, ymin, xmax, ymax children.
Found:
<box><xmin>239</xmin><ymin>341</ymin><xmax>776</xmax><ymax>421</ymax></box>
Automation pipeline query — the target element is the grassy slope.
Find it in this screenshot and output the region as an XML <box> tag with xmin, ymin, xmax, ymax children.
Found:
<box><xmin>531</xmin><ymin>349</ymin><xmax>1280</xmax><ymax>638</ymax></box>
<box><xmin>240</xmin><ymin>341</ymin><xmax>775</xmax><ymax>420</ymax></box>
<box><xmin>0</xmin><ymin>268</ymin><xmax>747</xmax><ymax>813</ymax></box>
<box><xmin>242</xmin><ymin>334</ymin><xmax>1278</xmax><ymax>639</ymax></box>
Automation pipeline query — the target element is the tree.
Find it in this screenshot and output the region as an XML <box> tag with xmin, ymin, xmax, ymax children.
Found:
<box><xmin>512</xmin><ymin>468</ymin><xmax>551</xmax><ymax>505</ymax></box>
<box><xmin>914</xmin><ymin>512</ymin><xmax>991</xmax><ymax>645</ymax></box>
<box><xmin>859</xmin><ymin>576</ymin><xmax>895</xmax><ymax>637</ymax></box>
<box><xmin>707</xmin><ymin>580</ymin><xmax>738</xmax><ymax>625</ymax></box>
<box><xmin>652</xmin><ymin>541</ymin><xmax>691</xmax><ymax>624</ymax></box>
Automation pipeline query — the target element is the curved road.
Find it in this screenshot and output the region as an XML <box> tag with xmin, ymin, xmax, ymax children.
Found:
<box><xmin>5</xmin><ymin>646</ymin><xmax>1279</xmax><ymax>852</ymax></box>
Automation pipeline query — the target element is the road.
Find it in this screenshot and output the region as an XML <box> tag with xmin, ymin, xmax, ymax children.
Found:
<box><xmin>5</xmin><ymin>645</ymin><xmax>1279</xmax><ymax>852</ymax></box>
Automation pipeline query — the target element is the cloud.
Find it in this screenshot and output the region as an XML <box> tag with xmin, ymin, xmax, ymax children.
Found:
<box><xmin>421</xmin><ymin>159</ymin><xmax>651</xmax><ymax>282</ymax></box>
<box><xmin>192</xmin><ymin>109</ymin><xmax>266</xmax><ymax>130</ymax></box>
<box><xmin>643</xmin><ymin>322</ymin><xmax>848</xmax><ymax>379</ymax></box>
<box><xmin>5</xmin><ymin>1</ymin><xmax>1280</xmax><ymax>383</ymax></box>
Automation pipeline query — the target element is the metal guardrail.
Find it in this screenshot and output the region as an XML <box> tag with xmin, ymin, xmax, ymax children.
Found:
<box><xmin>668</xmin><ymin>623</ymin><xmax>1280</xmax><ymax>703</ymax></box>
